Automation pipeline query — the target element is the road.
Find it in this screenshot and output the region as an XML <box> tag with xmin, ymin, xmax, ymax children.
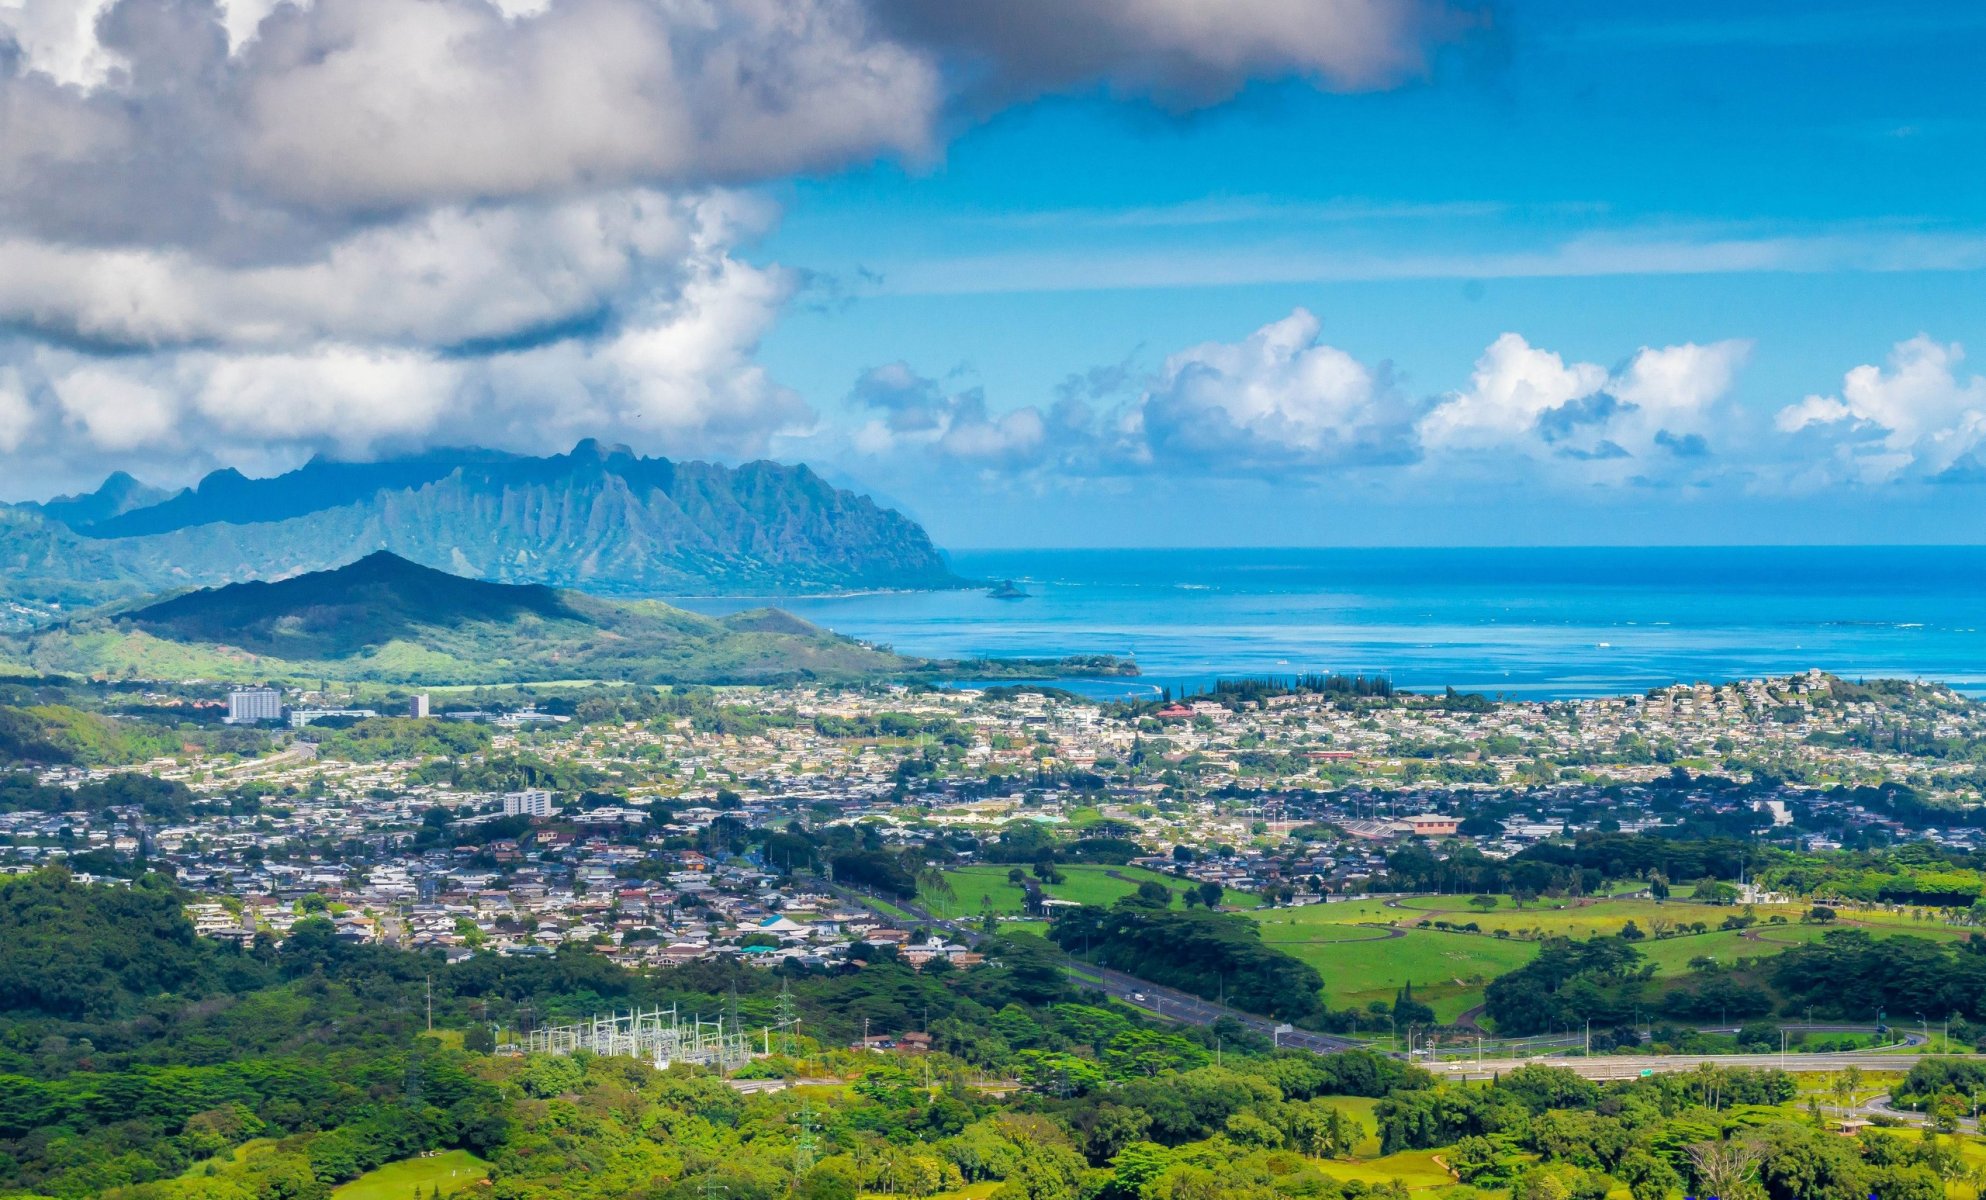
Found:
<box><xmin>1429</xmin><ymin>1052</ymin><xmax>1928</xmax><ymax>1081</ymax></box>
<box><xmin>824</xmin><ymin>881</ymin><xmax>1968</xmax><ymax>1077</ymax></box>
<box><xmin>1063</xmin><ymin>961</ymin><xmax>1363</xmax><ymax>1053</ymax></box>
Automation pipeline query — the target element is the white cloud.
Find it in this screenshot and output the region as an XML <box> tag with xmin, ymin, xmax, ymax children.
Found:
<box><xmin>850</xmin><ymin>309</ymin><xmax>1421</xmax><ymax>478</ymax></box>
<box><xmin>1419</xmin><ymin>333</ymin><xmax>1608</xmax><ymax>451</ymax></box>
<box><xmin>1130</xmin><ymin>308</ymin><xmax>1418</xmax><ymax>472</ymax></box>
<box><xmin>50</xmin><ymin>364</ymin><xmax>178</xmax><ymax>452</ymax></box>
<box><xmin>0</xmin><ymin>189</ymin><xmax>762</xmax><ymax>351</ymax></box>
<box><xmin>234</xmin><ymin>0</ymin><xmax>940</xmax><ymax>214</ymax></box>
<box><xmin>0</xmin><ymin>0</ymin><xmax>1477</xmax><ymax>494</ymax></box>
<box><xmin>1418</xmin><ymin>334</ymin><xmax>1750</xmax><ymax>477</ymax></box>
<box><xmin>847</xmin><ymin>363</ymin><xmax>1051</xmax><ymax>469</ymax></box>
<box><xmin>13</xmin><ymin>238</ymin><xmax>803</xmax><ymax>474</ymax></box>
<box><xmin>1775</xmin><ymin>335</ymin><xmax>1986</xmax><ymax>482</ymax></box>
<box><xmin>0</xmin><ymin>0</ymin><xmax>118</xmax><ymax>86</ymax></box>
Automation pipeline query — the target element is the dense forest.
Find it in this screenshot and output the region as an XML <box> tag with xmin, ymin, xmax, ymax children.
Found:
<box><xmin>6</xmin><ymin>871</ymin><xmax>1981</xmax><ymax>1200</ymax></box>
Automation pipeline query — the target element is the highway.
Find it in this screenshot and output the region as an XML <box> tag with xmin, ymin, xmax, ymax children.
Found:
<box><xmin>1064</xmin><ymin>962</ymin><xmax>1362</xmax><ymax>1053</ymax></box>
<box><xmin>823</xmin><ymin>882</ymin><xmax>1976</xmax><ymax>1080</ymax></box>
<box><xmin>1429</xmin><ymin>1052</ymin><xmax>1927</xmax><ymax>1081</ymax></box>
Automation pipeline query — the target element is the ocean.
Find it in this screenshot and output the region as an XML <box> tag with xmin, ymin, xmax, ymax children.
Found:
<box><xmin>684</xmin><ymin>547</ymin><xmax>1986</xmax><ymax>700</ymax></box>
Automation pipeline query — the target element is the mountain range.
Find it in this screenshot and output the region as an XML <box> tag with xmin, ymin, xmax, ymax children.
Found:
<box><xmin>1</xmin><ymin>441</ymin><xmax>960</xmax><ymax>622</ymax></box>
<box><xmin>8</xmin><ymin>552</ymin><xmax>911</xmax><ymax>686</ymax></box>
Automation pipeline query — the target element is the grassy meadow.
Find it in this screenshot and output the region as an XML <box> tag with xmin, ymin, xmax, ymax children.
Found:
<box><xmin>928</xmin><ymin>863</ymin><xmax>1258</xmax><ymax>919</ymax></box>
<box><xmin>330</xmin><ymin>1150</ymin><xmax>489</xmax><ymax>1200</ymax></box>
<box><xmin>1245</xmin><ymin>891</ymin><xmax>1983</xmax><ymax>1026</ymax></box>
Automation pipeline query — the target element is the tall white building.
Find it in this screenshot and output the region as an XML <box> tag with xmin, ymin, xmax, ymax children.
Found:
<box><xmin>502</xmin><ymin>789</ymin><xmax>555</xmax><ymax>817</ymax></box>
<box><xmin>225</xmin><ymin>687</ymin><xmax>283</xmax><ymax>724</ymax></box>
<box><xmin>409</xmin><ymin>693</ymin><xmax>431</xmax><ymax>718</ymax></box>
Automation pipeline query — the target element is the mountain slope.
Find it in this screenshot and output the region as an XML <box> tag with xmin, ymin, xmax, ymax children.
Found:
<box><xmin>2</xmin><ymin>442</ymin><xmax>960</xmax><ymax>616</ymax></box>
<box><xmin>11</xmin><ymin>553</ymin><xmax>911</xmax><ymax>685</ymax></box>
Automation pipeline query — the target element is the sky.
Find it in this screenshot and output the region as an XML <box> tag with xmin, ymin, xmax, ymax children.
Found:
<box><xmin>1</xmin><ymin>0</ymin><xmax>1984</xmax><ymax>547</ymax></box>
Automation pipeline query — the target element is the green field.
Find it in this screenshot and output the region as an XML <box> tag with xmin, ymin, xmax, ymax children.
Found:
<box><xmin>1254</xmin><ymin>924</ymin><xmax>1540</xmax><ymax>1021</ymax></box>
<box><xmin>1251</xmin><ymin>893</ymin><xmax>1984</xmax><ymax>1026</ymax></box>
<box><xmin>929</xmin><ymin>863</ymin><xmax>1256</xmax><ymax>918</ymax></box>
<box><xmin>1263</xmin><ymin>899</ymin><xmax>1404</xmax><ymax>924</ymax></box>
<box><xmin>1311</xmin><ymin>1149</ymin><xmax>1459</xmax><ymax>1193</ymax></box>
<box><xmin>331</xmin><ymin>1151</ymin><xmax>489</xmax><ymax>1200</ymax></box>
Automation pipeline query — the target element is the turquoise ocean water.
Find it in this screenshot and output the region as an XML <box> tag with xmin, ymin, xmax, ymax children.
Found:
<box><xmin>686</xmin><ymin>547</ymin><xmax>1986</xmax><ymax>700</ymax></box>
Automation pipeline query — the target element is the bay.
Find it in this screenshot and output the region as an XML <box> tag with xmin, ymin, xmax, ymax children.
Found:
<box><xmin>682</xmin><ymin>547</ymin><xmax>1986</xmax><ymax>699</ymax></box>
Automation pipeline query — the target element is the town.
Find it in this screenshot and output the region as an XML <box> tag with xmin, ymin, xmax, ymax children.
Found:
<box><xmin>7</xmin><ymin>669</ymin><xmax>1982</xmax><ymax>978</ymax></box>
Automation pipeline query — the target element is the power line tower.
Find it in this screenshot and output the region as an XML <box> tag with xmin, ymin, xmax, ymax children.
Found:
<box><xmin>775</xmin><ymin>979</ymin><xmax>799</xmax><ymax>1055</ymax></box>
<box><xmin>793</xmin><ymin>1102</ymin><xmax>818</xmax><ymax>1177</ymax></box>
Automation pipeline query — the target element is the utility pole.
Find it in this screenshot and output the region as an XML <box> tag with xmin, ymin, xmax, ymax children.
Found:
<box><xmin>425</xmin><ymin>974</ymin><xmax>433</xmax><ymax>1033</ymax></box>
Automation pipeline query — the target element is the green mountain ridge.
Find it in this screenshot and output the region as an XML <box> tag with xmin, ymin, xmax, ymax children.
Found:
<box><xmin>1</xmin><ymin>441</ymin><xmax>961</xmax><ymax>621</ymax></box>
<box><xmin>7</xmin><ymin>552</ymin><xmax>913</xmax><ymax>686</ymax></box>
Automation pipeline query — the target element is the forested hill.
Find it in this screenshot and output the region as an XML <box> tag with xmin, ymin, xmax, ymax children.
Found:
<box><xmin>1</xmin><ymin>441</ymin><xmax>961</xmax><ymax>614</ymax></box>
<box><xmin>9</xmin><ymin>552</ymin><xmax>912</xmax><ymax>685</ymax></box>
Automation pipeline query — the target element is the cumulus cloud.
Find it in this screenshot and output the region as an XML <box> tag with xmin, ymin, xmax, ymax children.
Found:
<box><xmin>848</xmin><ymin>362</ymin><xmax>1055</xmax><ymax>470</ymax></box>
<box><xmin>0</xmin><ymin>189</ymin><xmax>768</xmax><ymax>351</ymax></box>
<box><xmin>8</xmin><ymin>236</ymin><xmax>804</xmax><ymax>480</ymax></box>
<box><xmin>1129</xmin><ymin>308</ymin><xmax>1419</xmax><ymax>472</ymax></box>
<box><xmin>1775</xmin><ymin>335</ymin><xmax>1986</xmax><ymax>483</ymax></box>
<box><xmin>854</xmin><ymin>315</ymin><xmax>1763</xmax><ymax>489</ymax></box>
<box><xmin>850</xmin><ymin>309</ymin><xmax>1420</xmax><ymax>478</ymax></box>
<box><xmin>1420</xmin><ymin>334</ymin><xmax>1751</xmax><ymax>479</ymax></box>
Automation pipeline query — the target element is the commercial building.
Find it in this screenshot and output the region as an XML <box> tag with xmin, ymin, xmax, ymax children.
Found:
<box><xmin>225</xmin><ymin>688</ymin><xmax>283</xmax><ymax>724</ymax></box>
<box><xmin>1403</xmin><ymin>813</ymin><xmax>1461</xmax><ymax>837</ymax></box>
<box><xmin>409</xmin><ymin>694</ymin><xmax>431</xmax><ymax>719</ymax></box>
<box><xmin>288</xmin><ymin>708</ymin><xmax>378</xmax><ymax>728</ymax></box>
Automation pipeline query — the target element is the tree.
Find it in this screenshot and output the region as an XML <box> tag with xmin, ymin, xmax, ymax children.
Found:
<box><xmin>1392</xmin><ymin>981</ymin><xmax>1434</xmax><ymax>1028</ymax></box>
<box><xmin>1131</xmin><ymin>881</ymin><xmax>1174</xmax><ymax>909</ymax></box>
<box><xmin>1805</xmin><ymin>904</ymin><xmax>1837</xmax><ymax>923</ymax></box>
<box><xmin>1686</xmin><ymin>1136</ymin><xmax>1765</xmax><ymax>1200</ymax></box>
<box><xmin>1195</xmin><ymin>882</ymin><xmax>1223</xmax><ymax>909</ymax></box>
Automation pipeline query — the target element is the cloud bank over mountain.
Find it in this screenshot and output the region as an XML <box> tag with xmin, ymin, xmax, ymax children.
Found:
<box><xmin>0</xmin><ymin>0</ymin><xmax>1478</xmax><ymax>494</ymax></box>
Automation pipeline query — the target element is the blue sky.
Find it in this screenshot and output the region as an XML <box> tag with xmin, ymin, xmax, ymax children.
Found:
<box><xmin>2</xmin><ymin>0</ymin><xmax>1983</xmax><ymax>548</ymax></box>
<box><xmin>746</xmin><ymin>1</ymin><xmax>1986</xmax><ymax>545</ymax></box>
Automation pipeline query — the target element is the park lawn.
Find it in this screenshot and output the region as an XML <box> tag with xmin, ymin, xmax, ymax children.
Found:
<box><xmin>932</xmin><ymin>864</ymin><xmax>1255</xmax><ymax>919</ymax></box>
<box><xmin>1833</xmin><ymin>907</ymin><xmax>1982</xmax><ymax>940</ymax></box>
<box><xmin>1317</xmin><ymin>1095</ymin><xmax>1383</xmax><ymax>1156</ymax></box>
<box><xmin>1255</xmin><ymin>899</ymin><xmax>1404</xmax><ymax>926</ymax></box>
<box><xmin>1632</xmin><ymin>927</ymin><xmax>1813</xmax><ymax>975</ymax></box>
<box><xmin>1252</xmin><ymin>919</ymin><xmax>1399</xmax><ymax>944</ymax></box>
<box><xmin>179</xmin><ymin>1139</ymin><xmax>278</xmax><ymax>1178</ymax></box>
<box><xmin>864</xmin><ymin>1184</ymin><xmax>999</xmax><ymax>1200</ymax></box>
<box><xmin>1392</xmin><ymin>893</ymin><xmax>1520</xmax><ymax>913</ymax></box>
<box><xmin>1312</xmin><ymin>1149</ymin><xmax>1458</xmax><ymax>1192</ymax></box>
<box><xmin>1458</xmin><ymin>897</ymin><xmax>1802</xmax><ymax>939</ymax></box>
<box><xmin>1262</xmin><ymin>928</ymin><xmax>1540</xmax><ymax>1021</ymax></box>
<box><xmin>330</xmin><ymin>1150</ymin><xmax>490</xmax><ymax>1200</ymax></box>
